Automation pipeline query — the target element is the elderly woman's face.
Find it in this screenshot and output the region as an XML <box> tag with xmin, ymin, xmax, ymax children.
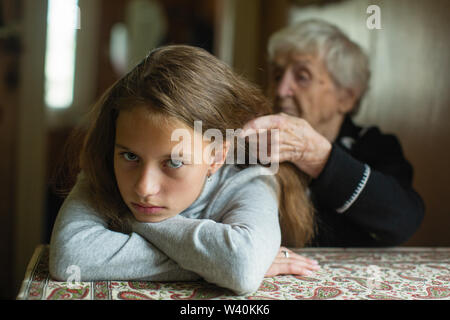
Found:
<box><xmin>269</xmin><ymin>52</ymin><xmax>354</xmax><ymax>135</ymax></box>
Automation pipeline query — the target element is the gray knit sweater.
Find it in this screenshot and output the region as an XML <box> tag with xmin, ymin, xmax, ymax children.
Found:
<box><xmin>49</xmin><ymin>164</ymin><xmax>281</xmax><ymax>295</ymax></box>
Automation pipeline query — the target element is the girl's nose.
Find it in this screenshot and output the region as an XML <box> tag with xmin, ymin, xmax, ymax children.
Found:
<box><xmin>277</xmin><ymin>70</ymin><xmax>294</xmax><ymax>98</ymax></box>
<box><xmin>134</xmin><ymin>168</ymin><xmax>161</xmax><ymax>199</ymax></box>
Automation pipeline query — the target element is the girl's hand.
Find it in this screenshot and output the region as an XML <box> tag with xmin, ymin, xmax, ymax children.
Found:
<box><xmin>265</xmin><ymin>247</ymin><xmax>321</xmax><ymax>277</ymax></box>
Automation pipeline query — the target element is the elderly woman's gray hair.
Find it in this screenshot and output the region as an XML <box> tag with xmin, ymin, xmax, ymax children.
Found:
<box><xmin>268</xmin><ymin>19</ymin><xmax>370</xmax><ymax>112</ymax></box>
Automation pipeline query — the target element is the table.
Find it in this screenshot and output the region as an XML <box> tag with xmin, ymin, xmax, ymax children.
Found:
<box><xmin>17</xmin><ymin>245</ymin><xmax>450</xmax><ymax>300</ymax></box>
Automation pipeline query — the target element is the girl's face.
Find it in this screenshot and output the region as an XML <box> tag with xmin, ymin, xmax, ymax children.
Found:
<box><xmin>114</xmin><ymin>106</ymin><xmax>223</xmax><ymax>223</ymax></box>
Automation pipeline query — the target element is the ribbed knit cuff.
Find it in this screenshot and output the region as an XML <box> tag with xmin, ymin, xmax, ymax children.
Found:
<box><xmin>310</xmin><ymin>144</ymin><xmax>369</xmax><ymax>213</ymax></box>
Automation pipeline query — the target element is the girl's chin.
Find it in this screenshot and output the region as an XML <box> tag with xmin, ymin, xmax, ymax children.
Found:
<box><xmin>132</xmin><ymin>211</ymin><xmax>179</xmax><ymax>223</ymax></box>
<box><xmin>133</xmin><ymin>214</ymin><xmax>168</xmax><ymax>223</ymax></box>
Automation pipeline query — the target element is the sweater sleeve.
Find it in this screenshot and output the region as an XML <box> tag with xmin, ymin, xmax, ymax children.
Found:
<box><xmin>310</xmin><ymin>128</ymin><xmax>424</xmax><ymax>246</ymax></box>
<box><xmin>49</xmin><ymin>174</ymin><xmax>200</xmax><ymax>282</ymax></box>
<box><xmin>130</xmin><ymin>176</ymin><xmax>281</xmax><ymax>295</ymax></box>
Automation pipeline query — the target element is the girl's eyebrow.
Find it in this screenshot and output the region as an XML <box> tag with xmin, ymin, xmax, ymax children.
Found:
<box><xmin>115</xmin><ymin>143</ymin><xmax>143</xmax><ymax>158</ymax></box>
<box><xmin>115</xmin><ymin>143</ymin><xmax>131</xmax><ymax>150</ymax></box>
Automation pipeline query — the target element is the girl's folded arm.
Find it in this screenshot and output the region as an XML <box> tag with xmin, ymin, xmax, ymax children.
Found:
<box><xmin>131</xmin><ymin>178</ymin><xmax>281</xmax><ymax>295</ymax></box>
<box><xmin>49</xmin><ymin>182</ymin><xmax>200</xmax><ymax>282</ymax></box>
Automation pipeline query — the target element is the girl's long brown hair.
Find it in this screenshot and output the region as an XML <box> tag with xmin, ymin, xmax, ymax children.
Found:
<box><xmin>54</xmin><ymin>45</ymin><xmax>315</xmax><ymax>247</ymax></box>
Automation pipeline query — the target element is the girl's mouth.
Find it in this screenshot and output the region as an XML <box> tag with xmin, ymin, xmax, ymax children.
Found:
<box><xmin>131</xmin><ymin>203</ymin><xmax>165</xmax><ymax>214</ymax></box>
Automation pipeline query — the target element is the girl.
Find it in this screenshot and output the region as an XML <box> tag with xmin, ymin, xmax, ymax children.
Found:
<box><xmin>49</xmin><ymin>45</ymin><xmax>317</xmax><ymax>295</ymax></box>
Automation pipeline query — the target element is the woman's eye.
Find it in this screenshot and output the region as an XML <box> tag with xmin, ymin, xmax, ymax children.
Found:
<box><xmin>292</xmin><ymin>65</ymin><xmax>311</xmax><ymax>83</ymax></box>
<box><xmin>167</xmin><ymin>159</ymin><xmax>184</xmax><ymax>169</ymax></box>
<box><xmin>295</xmin><ymin>72</ymin><xmax>310</xmax><ymax>82</ymax></box>
<box><xmin>122</xmin><ymin>152</ymin><xmax>138</xmax><ymax>162</ymax></box>
<box><xmin>272</xmin><ymin>71</ymin><xmax>282</xmax><ymax>82</ymax></box>
<box><xmin>271</xmin><ymin>67</ymin><xmax>284</xmax><ymax>83</ymax></box>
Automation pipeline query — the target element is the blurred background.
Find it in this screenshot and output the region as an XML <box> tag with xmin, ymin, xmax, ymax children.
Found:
<box><xmin>0</xmin><ymin>0</ymin><xmax>449</xmax><ymax>299</ymax></box>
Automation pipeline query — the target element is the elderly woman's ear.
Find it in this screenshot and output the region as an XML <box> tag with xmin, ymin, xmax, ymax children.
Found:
<box><xmin>337</xmin><ymin>87</ymin><xmax>358</xmax><ymax>114</ymax></box>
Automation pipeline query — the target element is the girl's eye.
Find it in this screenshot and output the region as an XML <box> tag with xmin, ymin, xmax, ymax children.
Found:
<box><xmin>122</xmin><ymin>152</ymin><xmax>139</xmax><ymax>162</ymax></box>
<box><xmin>167</xmin><ymin>159</ymin><xmax>184</xmax><ymax>169</ymax></box>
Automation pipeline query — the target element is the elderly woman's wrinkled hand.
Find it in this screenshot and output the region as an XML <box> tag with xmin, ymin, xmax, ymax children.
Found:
<box><xmin>240</xmin><ymin>113</ymin><xmax>332</xmax><ymax>178</ymax></box>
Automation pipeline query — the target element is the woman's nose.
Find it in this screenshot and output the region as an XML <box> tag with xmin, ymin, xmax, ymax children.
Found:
<box><xmin>134</xmin><ymin>169</ymin><xmax>161</xmax><ymax>199</ymax></box>
<box><xmin>277</xmin><ymin>70</ymin><xmax>294</xmax><ymax>98</ymax></box>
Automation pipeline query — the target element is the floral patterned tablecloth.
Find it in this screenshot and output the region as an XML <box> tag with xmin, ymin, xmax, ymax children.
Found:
<box><xmin>17</xmin><ymin>245</ymin><xmax>450</xmax><ymax>300</ymax></box>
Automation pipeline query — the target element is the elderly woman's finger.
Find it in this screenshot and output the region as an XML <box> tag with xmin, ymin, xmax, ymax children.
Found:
<box><xmin>240</xmin><ymin>114</ymin><xmax>286</xmax><ymax>136</ymax></box>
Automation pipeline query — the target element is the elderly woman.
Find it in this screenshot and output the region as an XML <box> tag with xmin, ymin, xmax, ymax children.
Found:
<box><xmin>245</xmin><ymin>19</ymin><xmax>424</xmax><ymax>276</ymax></box>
